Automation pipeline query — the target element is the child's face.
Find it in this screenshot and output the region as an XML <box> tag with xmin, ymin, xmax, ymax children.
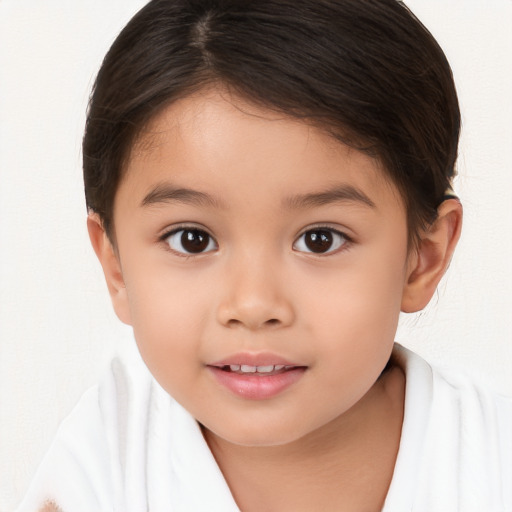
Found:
<box><xmin>110</xmin><ymin>88</ymin><xmax>412</xmax><ymax>446</ymax></box>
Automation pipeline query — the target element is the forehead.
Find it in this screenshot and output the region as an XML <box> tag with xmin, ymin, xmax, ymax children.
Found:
<box><xmin>120</xmin><ymin>88</ymin><xmax>402</xmax><ymax>213</ymax></box>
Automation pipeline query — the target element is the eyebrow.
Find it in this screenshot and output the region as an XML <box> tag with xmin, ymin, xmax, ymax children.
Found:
<box><xmin>141</xmin><ymin>182</ymin><xmax>375</xmax><ymax>210</ymax></box>
<box><xmin>284</xmin><ymin>184</ymin><xmax>376</xmax><ymax>210</ymax></box>
<box><xmin>141</xmin><ymin>183</ymin><xmax>221</xmax><ymax>208</ymax></box>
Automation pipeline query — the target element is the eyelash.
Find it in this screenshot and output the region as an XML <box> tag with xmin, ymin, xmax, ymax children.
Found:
<box><xmin>160</xmin><ymin>225</ymin><xmax>218</xmax><ymax>257</ymax></box>
<box><xmin>293</xmin><ymin>226</ymin><xmax>352</xmax><ymax>255</ymax></box>
<box><xmin>159</xmin><ymin>225</ymin><xmax>352</xmax><ymax>257</ymax></box>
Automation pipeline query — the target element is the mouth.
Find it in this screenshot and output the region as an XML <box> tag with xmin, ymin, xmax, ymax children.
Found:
<box><xmin>207</xmin><ymin>355</ymin><xmax>307</xmax><ymax>400</ymax></box>
<box><xmin>213</xmin><ymin>364</ymin><xmax>302</xmax><ymax>376</ymax></box>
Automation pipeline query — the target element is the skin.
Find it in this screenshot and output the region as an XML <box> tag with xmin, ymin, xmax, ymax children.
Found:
<box><xmin>87</xmin><ymin>87</ymin><xmax>462</xmax><ymax>511</ymax></box>
<box><xmin>39</xmin><ymin>502</ymin><xmax>62</xmax><ymax>512</ymax></box>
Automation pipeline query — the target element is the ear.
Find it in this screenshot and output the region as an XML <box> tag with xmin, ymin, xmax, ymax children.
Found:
<box><xmin>87</xmin><ymin>213</ymin><xmax>132</xmax><ymax>325</ymax></box>
<box><xmin>401</xmin><ymin>198</ymin><xmax>462</xmax><ymax>313</ymax></box>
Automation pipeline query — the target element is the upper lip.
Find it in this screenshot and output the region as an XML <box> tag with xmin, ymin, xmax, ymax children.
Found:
<box><xmin>208</xmin><ymin>352</ymin><xmax>303</xmax><ymax>368</ymax></box>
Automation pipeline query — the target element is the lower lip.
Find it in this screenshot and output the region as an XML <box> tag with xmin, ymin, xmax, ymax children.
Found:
<box><xmin>208</xmin><ymin>367</ymin><xmax>306</xmax><ymax>400</ymax></box>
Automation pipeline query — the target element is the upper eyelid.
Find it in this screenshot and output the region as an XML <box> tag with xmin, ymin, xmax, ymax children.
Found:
<box><xmin>159</xmin><ymin>224</ymin><xmax>351</xmax><ymax>241</ymax></box>
<box><xmin>292</xmin><ymin>226</ymin><xmax>352</xmax><ymax>255</ymax></box>
<box><xmin>159</xmin><ymin>223</ymin><xmax>215</xmax><ymax>240</ymax></box>
<box><xmin>295</xmin><ymin>224</ymin><xmax>351</xmax><ymax>240</ymax></box>
<box><xmin>162</xmin><ymin>226</ymin><xmax>218</xmax><ymax>257</ymax></box>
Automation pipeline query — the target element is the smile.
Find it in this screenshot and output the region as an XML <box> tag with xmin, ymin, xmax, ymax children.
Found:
<box><xmin>219</xmin><ymin>364</ymin><xmax>294</xmax><ymax>375</ymax></box>
<box><xmin>208</xmin><ymin>356</ymin><xmax>307</xmax><ymax>400</ymax></box>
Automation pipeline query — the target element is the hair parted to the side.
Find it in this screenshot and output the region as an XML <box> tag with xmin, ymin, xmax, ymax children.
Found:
<box><xmin>83</xmin><ymin>0</ymin><xmax>460</xmax><ymax>245</ymax></box>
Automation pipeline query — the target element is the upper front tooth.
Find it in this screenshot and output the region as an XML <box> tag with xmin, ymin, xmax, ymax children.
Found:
<box><xmin>240</xmin><ymin>365</ymin><xmax>257</xmax><ymax>373</ymax></box>
<box><xmin>256</xmin><ymin>365</ymin><xmax>274</xmax><ymax>373</ymax></box>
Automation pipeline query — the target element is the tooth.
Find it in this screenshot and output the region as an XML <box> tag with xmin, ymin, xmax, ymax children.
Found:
<box><xmin>274</xmin><ymin>365</ymin><xmax>285</xmax><ymax>371</ymax></box>
<box><xmin>256</xmin><ymin>365</ymin><xmax>274</xmax><ymax>373</ymax></box>
<box><xmin>241</xmin><ymin>365</ymin><xmax>257</xmax><ymax>373</ymax></box>
<box><xmin>229</xmin><ymin>364</ymin><xmax>241</xmax><ymax>371</ymax></box>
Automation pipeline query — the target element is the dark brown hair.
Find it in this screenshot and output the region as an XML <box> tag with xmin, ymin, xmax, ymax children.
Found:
<box><xmin>83</xmin><ymin>0</ymin><xmax>460</xmax><ymax>244</ymax></box>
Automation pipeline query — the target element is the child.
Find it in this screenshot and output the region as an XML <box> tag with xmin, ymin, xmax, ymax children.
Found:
<box><xmin>15</xmin><ymin>0</ymin><xmax>511</xmax><ymax>510</ymax></box>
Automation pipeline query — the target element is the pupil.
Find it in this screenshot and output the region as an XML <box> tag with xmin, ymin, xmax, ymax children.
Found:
<box><xmin>305</xmin><ymin>230</ymin><xmax>333</xmax><ymax>253</ymax></box>
<box><xmin>181</xmin><ymin>230</ymin><xmax>209</xmax><ymax>253</ymax></box>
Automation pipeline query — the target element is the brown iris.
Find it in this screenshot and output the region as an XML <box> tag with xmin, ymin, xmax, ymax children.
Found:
<box><xmin>180</xmin><ymin>229</ymin><xmax>210</xmax><ymax>253</ymax></box>
<box><xmin>304</xmin><ymin>229</ymin><xmax>334</xmax><ymax>253</ymax></box>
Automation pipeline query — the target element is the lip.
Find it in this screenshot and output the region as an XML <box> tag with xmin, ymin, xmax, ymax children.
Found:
<box><xmin>207</xmin><ymin>352</ymin><xmax>307</xmax><ymax>400</ymax></box>
<box><xmin>209</xmin><ymin>352</ymin><xmax>298</xmax><ymax>368</ymax></box>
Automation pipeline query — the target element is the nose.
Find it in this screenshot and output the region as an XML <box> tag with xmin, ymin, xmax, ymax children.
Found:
<box><xmin>216</xmin><ymin>252</ymin><xmax>295</xmax><ymax>331</ymax></box>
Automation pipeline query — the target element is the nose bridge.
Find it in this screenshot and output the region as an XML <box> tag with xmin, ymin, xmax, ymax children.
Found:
<box><xmin>217</xmin><ymin>245</ymin><xmax>294</xmax><ymax>330</ymax></box>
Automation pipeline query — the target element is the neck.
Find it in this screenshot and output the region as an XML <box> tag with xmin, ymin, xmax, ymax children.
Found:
<box><xmin>203</xmin><ymin>365</ymin><xmax>405</xmax><ymax>512</ymax></box>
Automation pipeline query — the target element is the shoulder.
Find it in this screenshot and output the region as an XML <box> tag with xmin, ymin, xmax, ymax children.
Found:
<box><xmin>17</xmin><ymin>343</ymin><xmax>237</xmax><ymax>512</ymax></box>
<box><xmin>16</xmin><ymin>343</ymin><xmax>161</xmax><ymax>512</ymax></box>
<box><xmin>393</xmin><ymin>343</ymin><xmax>512</xmax><ymax>416</ymax></box>
<box><xmin>390</xmin><ymin>344</ymin><xmax>512</xmax><ymax>511</ymax></box>
<box><xmin>395</xmin><ymin>343</ymin><xmax>512</xmax><ymax>449</ymax></box>
<box><xmin>413</xmin><ymin>347</ymin><xmax>512</xmax><ymax>431</ymax></box>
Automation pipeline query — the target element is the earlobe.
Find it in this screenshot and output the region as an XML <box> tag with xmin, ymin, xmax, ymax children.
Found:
<box><xmin>87</xmin><ymin>213</ymin><xmax>132</xmax><ymax>325</ymax></box>
<box><xmin>401</xmin><ymin>198</ymin><xmax>463</xmax><ymax>313</ymax></box>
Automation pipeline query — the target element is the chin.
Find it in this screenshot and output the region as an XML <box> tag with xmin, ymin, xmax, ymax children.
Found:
<box><xmin>203</xmin><ymin>418</ymin><xmax>316</xmax><ymax>448</ymax></box>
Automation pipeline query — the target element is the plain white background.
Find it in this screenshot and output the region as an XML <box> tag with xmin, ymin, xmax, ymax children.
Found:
<box><xmin>0</xmin><ymin>1</ymin><xmax>511</xmax><ymax>509</ymax></box>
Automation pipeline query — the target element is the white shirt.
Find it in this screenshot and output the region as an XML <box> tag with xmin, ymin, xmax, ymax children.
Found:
<box><xmin>384</xmin><ymin>345</ymin><xmax>512</xmax><ymax>511</ymax></box>
<box><xmin>17</xmin><ymin>343</ymin><xmax>512</xmax><ymax>512</ymax></box>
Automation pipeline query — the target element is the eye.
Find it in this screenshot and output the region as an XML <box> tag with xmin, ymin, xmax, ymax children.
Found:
<box><xmin>165</xmin><ymin>228</ymin><xmax>217</xmax><ymax>255</ymax></box>
<box><xmin>293</xmin><ymin>228</ymin><xmax>348</xmax><ymax>254</ymax></box>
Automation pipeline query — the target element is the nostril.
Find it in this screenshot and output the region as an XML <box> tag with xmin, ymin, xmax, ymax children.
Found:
<box><xmin>225</xmin><ymin>318</ymin><xmax>281</xmax><ymax>329</ymax></box>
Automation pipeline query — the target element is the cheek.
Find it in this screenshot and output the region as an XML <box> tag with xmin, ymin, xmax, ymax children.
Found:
<box><xmin>125</xmin><ymin>253</ymin><xmax>211</xmax><ymax>328</ymax></box>
<box><xmin>123</xmin><ymin>264</ymin><xmax>212</xmax><ymax>384</ymax></box>
<box><xmin>301</xmin><ymin>247</ymin><xmax>407</xmax><ymax>367</ymax></box>
<box><xmin>304</xmin><ymin>274</ymin><xmax>403</xmax><ymax>408</ymax></box>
